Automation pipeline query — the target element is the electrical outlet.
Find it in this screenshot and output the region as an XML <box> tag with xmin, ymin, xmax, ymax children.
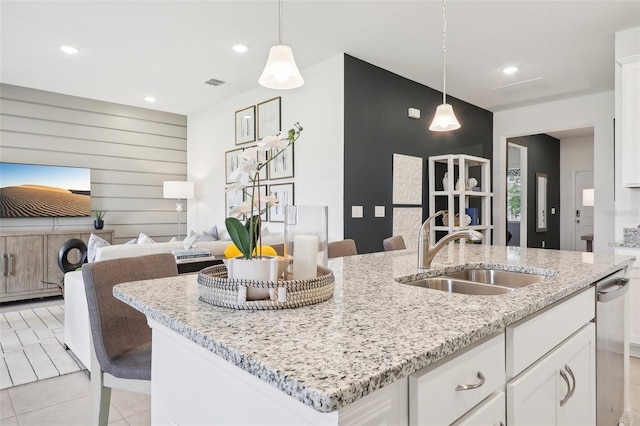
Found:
<box><xmin>551</xmin><ymin>207</ymin><xmax>556</xmax><ymax>214</ymax></box>
<box><xmin>352</xmin><ymin>206</ymin><xmax>363</xmax><ymax>218</ymax></box>
<box><xmin>542</xmin><ymin>241</ymin><xmax>546</xmax><ymax>248</ymax></box>
<box><xmin>375</xmin><ymin>206</ymin><xmax>385</xmax><ymax>217</ymax></box>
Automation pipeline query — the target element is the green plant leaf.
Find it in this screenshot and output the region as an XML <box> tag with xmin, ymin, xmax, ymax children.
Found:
<box><xmin>225</xmin><ymin>217</ymin><xmax>251</xmax><ymax>258</ymax></box>
<box><xmin>244</xmin><ymin>215</ymin><xmax>261</xmax><ymax>247</ymax></box>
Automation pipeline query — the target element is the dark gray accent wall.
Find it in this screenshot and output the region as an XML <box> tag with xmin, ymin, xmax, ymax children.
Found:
<box><xmin>343</xmin><ymin>55</ymin><xmax>493</xmax><ymax>253</ymax></box>
<box><xmin>508</xmin><ymin>134</ymin><xmax>561</xmax><ymax>250</ymax></box>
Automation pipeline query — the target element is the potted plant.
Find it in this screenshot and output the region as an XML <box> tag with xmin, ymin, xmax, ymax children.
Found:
<box><xmin>94</xmin><ymin>210</ymin><xmax>107</xmax><ymax>229</ymax></box>
<box><xmin>224</xmin><ymin>123</ymin><xmax>302</xmax><ymax>294</ymax></box>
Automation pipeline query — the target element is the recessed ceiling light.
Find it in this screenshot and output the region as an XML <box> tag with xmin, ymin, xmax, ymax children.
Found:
<box><xmin>502</xmin><ymin>66</ymin><xmax>518</xmax><ymax>75</ymax></box>
<box><xmin>232</xmin><ymin>44</ymin><xmax>248</xmax><ymax>53</ymax></box>
<box><xmin>144</xmin><ymin>96</ymin><xmax>156</xmax><ymax>103</ymax></box>
<box><xmin>60</xmin><ymin>45</ymin><xmax>79</xmax><ymax>55</ymax></box>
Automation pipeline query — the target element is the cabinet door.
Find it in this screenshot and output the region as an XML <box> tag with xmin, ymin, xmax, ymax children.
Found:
<box><xmin>621</xmin><ymin>60</ymin><xmax>640</xmax><ymax>187</ymax></box>
<box><xmin>5</xmin><ymin>235</ymin><xmax>45</xmax><ymax>293</ymax></box>
<box><xmin>557</xmin><ymin>323</ymin><xmax>596</xmax><ymax>426</ymax></box>
<box><xmin>507</xmin><ymin>323</ymin><xmax>595</xmax><ymax>426</ymax></box>
<box><xmin>507</xmin><ymin>343</ymin><xmax>561</xmax><ymax>426</ymax></box>
<box><xmin>452</xmin><ymin>392</ymin><xmax>505</xmax><ymax>426</ymax></box>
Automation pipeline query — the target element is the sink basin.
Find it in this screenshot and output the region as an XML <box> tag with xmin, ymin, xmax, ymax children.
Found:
<box><xmin>401</xmin><ymin>278</ymin><xmax>513</xmax><ymax>295</ymax></box>
<box><xmin>444</xmin><ymin>269</ymin><xmax>546</xmax><ymax>288</ymax></box>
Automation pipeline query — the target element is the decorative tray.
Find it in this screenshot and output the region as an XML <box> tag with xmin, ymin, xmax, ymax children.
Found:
<box><xmin>197</xmin><ymin>264</ymin><xmax>335</xmax><ymax>310</ymax></box>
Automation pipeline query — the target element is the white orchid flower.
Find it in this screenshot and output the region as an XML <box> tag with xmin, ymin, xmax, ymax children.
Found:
<box><xmin>257</xmin><ymin>133</ymin><xmax>289</xmax><ymax>150</ymax></box>
<box><xmin>248</xmin><ymin>194</ymin><xmax>279</xmax><ymax>208</ymax></box>
<box><xmin>228</xmin><ymin>200</ymin><xmax>253</xmax><ymax>217</ymax></box>
<box><xmin>240</xmin><ymin>146</ymin><xmax>267</xmax><ymax>163</ymax></box>
<box><xmin>225</xmin><ymin>182</ymin><xmax>245</xmax><ymax>193</ymax></box>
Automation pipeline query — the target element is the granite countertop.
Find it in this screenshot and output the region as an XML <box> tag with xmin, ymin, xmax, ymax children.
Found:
<box><xmin>114</xmin><ymin>244</ymin><xmax>634</xmax><ymax>413</ymax></box>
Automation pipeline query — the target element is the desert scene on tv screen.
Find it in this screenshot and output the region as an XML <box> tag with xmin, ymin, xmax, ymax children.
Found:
<box><xmin>0</xmin><ymin>163</ymin><xmax>91</xmax><ymax>218</ymax></box>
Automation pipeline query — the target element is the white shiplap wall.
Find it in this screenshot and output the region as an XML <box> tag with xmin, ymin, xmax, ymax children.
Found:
<box><xmin>0</xmin><ymin>84</ymin><xmax>188</xmax><ymax>244</ymax></box>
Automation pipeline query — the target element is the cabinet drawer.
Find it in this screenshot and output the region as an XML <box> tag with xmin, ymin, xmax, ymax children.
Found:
<box><xmin>452</xmin><ymin>392</ymin><xmax>505</xmax><ymax>426</ymax></box>
<box><xmin>409</xmin><ymin>333</ymin><xmax>505</xmax><ymax>426</ymax></box>
<box><xmin>506</xmin><ymin>287</ymin><xmax>594</xmax><ymax>378</ymax></box>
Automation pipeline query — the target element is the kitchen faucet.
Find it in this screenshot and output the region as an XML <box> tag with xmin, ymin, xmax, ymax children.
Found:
<box><xmin>418</xmin><ymin>210</ymin><xmax>483</xmax><ymax>269</ymax></box>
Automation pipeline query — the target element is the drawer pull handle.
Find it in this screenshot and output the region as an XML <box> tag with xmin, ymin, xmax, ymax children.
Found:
<box><xmin>559</xmin><ymin>364</ymin><xmax>576</xmax><ymax>406</ymax></box>
<box><xmin>7</xmin><ymin>254</ymin><xmax>13</xmax><ymax>276</ymax></box>
<box><xmin>455</xmin><ymin>371</ymin><xmax>485</xmax><ymax>391</ymax></box>
<box><xmin>1</xmin><ymin>254</ymin><xmax>6</xmax><ymax>276</ymax></box>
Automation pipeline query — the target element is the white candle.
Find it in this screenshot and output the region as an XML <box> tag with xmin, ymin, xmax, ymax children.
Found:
<box><xmin>293</xmin><ymin>234</ymin><xmax>319</xmax><ymax>280</ymax></box>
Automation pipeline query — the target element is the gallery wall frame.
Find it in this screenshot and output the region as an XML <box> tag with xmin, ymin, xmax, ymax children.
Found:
<box><xmin>268</xmin><ymin>145</ymin><xmax>294</xmax><ymax>180</ymax></box>
<box><xmin>225</xmin><ymin>148</ymin><xmax>244</xmax><ymax>184</ymax></box>
<box><xmin>257</xmin><ymin>97</ymin><xmax>281</xmax><ymax>140</ymax></box>
<box><xmin>235</xmin><ymin>105</ymin><xmax>256</xmax><ymax>145</ymax></box>
<box><xmin>225</xmin><ymin>187</ymin><xmax>244</xmax><ymax>219</ymax></box>
<box><xmin>268</xmin><ymin>182</ymin><xmax>294</xmax><ymax>222</ymax></box>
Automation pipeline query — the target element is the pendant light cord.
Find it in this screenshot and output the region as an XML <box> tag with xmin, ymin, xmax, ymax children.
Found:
<box><xmin>442</xmin><ymin>0</ymin><xmax>448</xmax><ymax>105</ymax></box>
<box><xmin>278</xmin><ymin>0</ymin><xmax>283</xmax><ymax>45</ymax></box>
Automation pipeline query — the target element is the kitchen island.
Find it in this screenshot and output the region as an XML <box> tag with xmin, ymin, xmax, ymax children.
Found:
<box><xmin>114</xmin><ymin>244</ymin><xmax>634</xmax><ymax>425</ymax></box>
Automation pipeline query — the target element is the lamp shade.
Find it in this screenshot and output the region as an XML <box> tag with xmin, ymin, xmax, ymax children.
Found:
<box><xmin>429</xmin><ymin>104</ymin><xmax>461</xmax><ymax>131</ymax></box>
<box><xmin>163</xmin><ymin>181</ymin><xmax>194</xmax><ymax>199</ymax></box>
<box><xmin>258</xmin><ymin>44</ymin><xmax>304</xmax><ymax>90</ymax></box>
<box><xmin>582</xmin><ymin>188</ymin><xmax>594</xmax><ymax>206</ymax></box>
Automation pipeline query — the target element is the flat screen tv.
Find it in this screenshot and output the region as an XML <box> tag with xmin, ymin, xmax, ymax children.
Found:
<box><xmin>0</xmin><ymin>163</ymin><xmax>91</xmax><ymax>218</ymax></box>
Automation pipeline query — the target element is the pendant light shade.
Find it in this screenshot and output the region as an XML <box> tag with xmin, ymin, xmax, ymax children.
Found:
<box><xmin>258</xmin><ymin>0</ymin><xmax>304</xmax><ymax>90</ymax></box>
<box><xmin>429</xmin><ymin>0</ymin><xmax>460</xmax><ymax>132</ymax></box>
<box><xmin>258</xmin><ymin>44</ymin><xmax>304</xmax><ymax>89</ymax></box>
<box><xmin>429</xmin><ymin>103</ymin><xmax>461</xmax><ymax>131</ymax></box>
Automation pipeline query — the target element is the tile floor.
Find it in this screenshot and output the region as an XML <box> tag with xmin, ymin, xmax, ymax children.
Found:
<box><xmin>0</xmin><ymin>297</ymin><xmax>638</xmax><ymax>425</ymax></box>
<box><xmin>0</xmin><ymin>297</ymin><xmax>150</xmax><ymax>425</ymax></box>
<box><xmin>1</xmin><ymin>298</ymin><xmax>82</xmax><ymax>389</ymax></box>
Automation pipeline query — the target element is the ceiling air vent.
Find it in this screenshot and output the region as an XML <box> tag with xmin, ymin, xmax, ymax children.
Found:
<box><xmin>204</xmin><ymin>78</ymin><xmax>226</xmax><ymax>87</ymax></box>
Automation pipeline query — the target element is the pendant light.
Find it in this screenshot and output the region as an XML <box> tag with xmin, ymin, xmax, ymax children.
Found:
<box><xmin>258</xmin><ymin>0</ymin><xmax>304</xmax><ymax>90</ymax></box>
<box><xmin>429</xmin><ymin>0</ymin><xmax>461</xmax><ymax>131</ymax></box>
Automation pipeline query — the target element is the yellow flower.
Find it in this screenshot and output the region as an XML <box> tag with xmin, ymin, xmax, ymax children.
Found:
<box><xmin>224</xmin><ymin>244</ymin><xmax>277</xmax><ymax>259</ymax></box>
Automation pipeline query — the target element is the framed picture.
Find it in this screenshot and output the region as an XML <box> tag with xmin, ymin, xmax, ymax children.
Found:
<box><xmin>235</xmin><ymin>105</ymin><xmax>256</xmax><ymax>145</ymax></box>
<box><xmin>536</xmin><ymin>172</ymin><xmax>547</xmax><ymax>232</ymax></box>
<box><xmin>268</xmin><ymin>145</ymin><xmax>294</xmax><ymax>180</ymax></box>
<box><xmin>225</xmin><ymin>148</ymin><xmax>244</xmax><ymax>184</ymax></box>
<box><xmin>268</xmin><ymin>182</ymin><xmax>294</xmax><ymax>222</ymax></box>
<box><xmin>242</xmin><ymin>145</ymin><xmax>268</xmax><ymax>182</ymax></box>
<box><xmin>257</xmin><ymin>97</ymin><xmax>281</xmax><ymax>140</ymax></box>
<box><xmin>245</xmin><ymin>184</ymin><xmax>268</xmax><ymax>221</ymax></box>
<box><xmin>225</xmin><ymin>188</ymin><xmax>245</xmax><ymax>219</ymax></box>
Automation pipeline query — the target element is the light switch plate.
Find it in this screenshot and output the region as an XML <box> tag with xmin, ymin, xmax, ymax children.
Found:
<box><xmin>352</xmin><ymin>206</ymin><xmax>363</xmax><ymax>218</ymax></box>
<box><xmin>551</xmin><ymin>207</ymin><xmax>556</xmax><ymax>214</ymax></box>
<box><xmin>375</xmin><ymin>206</ymin><xmax>385</xmax><ymax>217</ymax></box>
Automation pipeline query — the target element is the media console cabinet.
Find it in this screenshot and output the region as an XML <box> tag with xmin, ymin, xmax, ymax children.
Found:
<box><xmin>0</xmin><ymin>229</ymin><xmax>113</xmax><ymax>303</ymax></box>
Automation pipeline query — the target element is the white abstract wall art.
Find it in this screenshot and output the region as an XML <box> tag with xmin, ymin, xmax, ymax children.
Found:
<box><xmin>393</xmin><ymin>207</ymin><xmax>422</xmax><ymax>250</ymax></box>
<box><xmin>392</xmin><ymin>153</ymin><xmax>423</xmax><ymax>205</ymax></box>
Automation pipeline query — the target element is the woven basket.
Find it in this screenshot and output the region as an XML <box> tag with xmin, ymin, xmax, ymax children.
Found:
<box><xmin>197</xmin><ymin>264</ymin><xmax>335</xmax><ymax>310</ymax></box>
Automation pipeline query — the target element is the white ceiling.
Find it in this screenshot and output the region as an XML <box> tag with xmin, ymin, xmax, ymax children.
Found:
<box><xmin>1</xmin><ymin>1</ymin><xmax>639</xmax><ymax>116</ymax></box>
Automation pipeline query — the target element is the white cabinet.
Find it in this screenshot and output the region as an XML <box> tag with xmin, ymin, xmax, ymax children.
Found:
<box><xmin>428</xmin><ymin>154</ymin><xmax>493</xmax><ymax>244</ymax></box>
<box><xmin>619</xmin><ymin>56</ymin><xmax>640</xmax><ymax>187</ymax></box>
<box><xmin>409</xmin><ymin>333</ymin><xmax>504</xmax><ymax>425</ymax></box>
<box><xmin>507</xmin><ymin>323</ymin><xmax>596</xmax><ymax>426</ymax></box>
<box><xmin>452</xmin><ymin>392</ymin><xmax>505</xmax><ymax>426</ymax></box>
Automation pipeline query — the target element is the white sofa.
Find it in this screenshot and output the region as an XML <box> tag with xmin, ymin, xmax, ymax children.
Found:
<box><xmin>64</xmin><ymin>235</ymin><xmax>283</xmax><ymax>370</ymax></box>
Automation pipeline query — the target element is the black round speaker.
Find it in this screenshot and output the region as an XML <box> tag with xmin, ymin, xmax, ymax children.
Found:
<box><xmin>57</xmin><ymin>238</ymin><xmax>88</xmax><ymax>273</ymax></box>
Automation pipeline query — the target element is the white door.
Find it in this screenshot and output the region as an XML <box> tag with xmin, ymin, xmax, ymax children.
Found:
<box><xmin>574</xmin><ymin>171</ymin><xmax>594</xmax><ymax>251</ymax></box>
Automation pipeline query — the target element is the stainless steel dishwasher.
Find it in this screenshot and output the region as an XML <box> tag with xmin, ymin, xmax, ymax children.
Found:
<box><xmin>595</xmin><ymin>268</ymin><xmax>630</xmax><ymax>426</ymax></box>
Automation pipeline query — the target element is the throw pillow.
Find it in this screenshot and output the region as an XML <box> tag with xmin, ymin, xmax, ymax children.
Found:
<box><xmin>125</xmin><ymin>238</ymin><xmax>138</xmax><ymax>244</ymax></box>
<box><xmin>207</xmin><ymin>225</ymin><xmax>219</xmax><ymax>240</ymax></box>
<box><xmin>197</xmin><ymin>231</ymin><xmax>217</xmax><ymax>242</ymax></box>
<box><xmin>88</xmin><ymin>233</ymin><xmax>110</xmax><ymax>262</ymax></box>
<box><xmin>138</xmin><ymin>233</ymin><xmax>156</xmax><ymax>244</ymax></box>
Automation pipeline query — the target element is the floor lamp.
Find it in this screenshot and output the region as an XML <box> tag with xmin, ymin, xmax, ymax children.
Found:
<box><xmin>163</xmin><ymin>181</ymin><xmax>194</xmax><ymax>240</ymax></box>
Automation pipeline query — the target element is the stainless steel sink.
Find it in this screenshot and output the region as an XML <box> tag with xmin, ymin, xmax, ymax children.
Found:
<box><xmin>444</xmin><ymin>269</ymin><xmax>546</xmax><ymax>288</ymax></box>
<box><xmin>400</xmin><ymin>277</ymin><xmax>513</xmax><ymax>295</ymax></box>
